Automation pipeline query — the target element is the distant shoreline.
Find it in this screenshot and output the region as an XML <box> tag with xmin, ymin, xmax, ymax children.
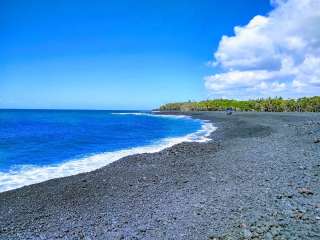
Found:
<box><xmin>158</xmin><ymin>96</ymin><xmax>320</xmax><ymax>112</ymax></box>
<box><xmin>1</xmin><ymin>112</ymin><xmax>319</xmax><ymax>239</ymax></box>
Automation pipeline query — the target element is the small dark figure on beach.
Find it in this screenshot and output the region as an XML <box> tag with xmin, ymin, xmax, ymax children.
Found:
<box><xmin>226</xmin><ymin>107</ymin><xmax>233</xmax><ymax>115</ymax></box>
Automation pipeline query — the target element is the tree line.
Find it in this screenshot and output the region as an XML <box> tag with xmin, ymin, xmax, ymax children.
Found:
<box><xmin>159</xmin><ymin>96</ymin><xmax>320</xmax><ymax>112</ymax></box>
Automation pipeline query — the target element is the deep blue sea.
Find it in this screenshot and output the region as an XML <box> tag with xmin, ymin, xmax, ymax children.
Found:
<box><xmin>0</xmin><ymin>110</ymin><xmax>215</xmax><ymax>192</ymax></box>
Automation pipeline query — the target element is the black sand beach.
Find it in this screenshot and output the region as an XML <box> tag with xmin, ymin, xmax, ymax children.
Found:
<box><xmin>1</xmin><ymin>112</ymin><xmax>320</xmax><ymax>239</ymax></box>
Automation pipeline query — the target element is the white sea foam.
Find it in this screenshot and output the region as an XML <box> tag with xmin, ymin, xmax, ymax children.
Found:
<box><xmin>111</xmin><ymin>112</ymin><xmax>190</xmax><ymax>119</ymax></box>
<box><xmin>0</xmin><ymin>115</ymin><xmax>216</xmax><ymax>192</ymax></box>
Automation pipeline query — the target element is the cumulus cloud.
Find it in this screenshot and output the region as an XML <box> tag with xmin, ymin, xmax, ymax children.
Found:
<box><xmin>205</xmin><ymin>0</ymin><xmax>320</xmax><ymax>98</ymax></box>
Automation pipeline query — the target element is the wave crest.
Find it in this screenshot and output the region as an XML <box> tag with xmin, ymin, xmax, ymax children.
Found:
<box><xmin>111</xmin><ymin>112</ymin><xmax>190</xmax><ymax>119</ymax></box>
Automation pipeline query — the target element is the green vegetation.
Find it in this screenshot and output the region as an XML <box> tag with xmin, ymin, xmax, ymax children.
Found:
<box><xmin>159</xmin><ymin>96</ymin><xmax>320</xmax><ymax>112</ymax></box>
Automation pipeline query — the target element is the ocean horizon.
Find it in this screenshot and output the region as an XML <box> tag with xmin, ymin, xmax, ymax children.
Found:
<box><xmin>0</xmin><ymin>109</ymin><xmax>215</xmax><ymax>192</ymax></box>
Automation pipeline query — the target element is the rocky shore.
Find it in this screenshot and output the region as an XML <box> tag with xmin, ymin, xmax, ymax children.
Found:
<box><xmin>0</xmin><ymin>112</ymin><xmax>320</xmax><ymax>239</ymax></box>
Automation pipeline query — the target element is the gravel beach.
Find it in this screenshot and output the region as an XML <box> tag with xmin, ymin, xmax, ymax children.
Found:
<box><xmin>1</xmin><ymin>112</ymin><xmax>320</xmax><ymax>239</ymax></box>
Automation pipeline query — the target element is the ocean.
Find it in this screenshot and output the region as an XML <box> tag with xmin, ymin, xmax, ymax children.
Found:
<box><xmin>0</xmin><ymin>110</ymin><xmax>215</xmax><ymax>192</ymax></box>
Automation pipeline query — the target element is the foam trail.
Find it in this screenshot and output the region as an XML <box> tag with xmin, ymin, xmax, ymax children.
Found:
<box><xmin>111</xmin><ymin>112</ymin><xmax>190</xmax><ymax>119</ymax></box>
<box><xmin>0</xmin><ymin>117</ymin><xmax>216</xmax><ymax>192</ymax></box>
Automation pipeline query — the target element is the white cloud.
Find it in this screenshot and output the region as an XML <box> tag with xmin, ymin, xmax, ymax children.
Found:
<box><xmin>271</xmin><ymin>81</ymin><xmax>286</xmax><ymax>91</ymax></box>
<box><xmin>205</xmin><ymin>0</ymin><xmax>320</xmax><ymax>98</ymax></box>
<box><xmin>204</xmin><ymin>70</ymin><xmax>276</xmax><ymax>91</ymax></box>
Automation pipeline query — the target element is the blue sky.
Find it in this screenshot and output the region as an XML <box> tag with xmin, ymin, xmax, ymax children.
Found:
<box><xmin>4</xmin><ymin>0</ymin><xmax>316</xmax><ymax>109</ymax></box>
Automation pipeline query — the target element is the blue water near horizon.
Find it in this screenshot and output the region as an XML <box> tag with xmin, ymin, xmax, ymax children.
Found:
<box><xmin>0</xmin><ymin>109</ymin><xmax>215</xmax><ymax>192</ymax></box>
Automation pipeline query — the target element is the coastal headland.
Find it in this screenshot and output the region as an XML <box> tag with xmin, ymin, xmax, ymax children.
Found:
<box><xmin>1</xmin><ymin>112</ymin><xmax>319</xmax><ymax>239</ymax></box>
